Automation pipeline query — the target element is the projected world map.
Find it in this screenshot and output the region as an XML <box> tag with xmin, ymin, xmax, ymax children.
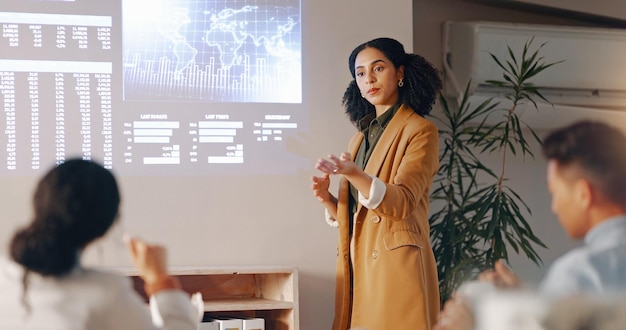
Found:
<box><xmin>122</xmin><ymin>0</ymin><xmax>301</xmax><ymax>103</ymax></box>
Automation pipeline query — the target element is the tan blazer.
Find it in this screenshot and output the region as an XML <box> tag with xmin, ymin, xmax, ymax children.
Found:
<box><xmin>332</xmin><ymin>105</ymin><xmax>440</xmax><ymax>330</ymax></box>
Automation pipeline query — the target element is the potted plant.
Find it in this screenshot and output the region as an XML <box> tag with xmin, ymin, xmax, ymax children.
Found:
<box><xmin>429</xmin><ymin>38</ymin><xmax>562</xmax><ymax>303</ymax></box>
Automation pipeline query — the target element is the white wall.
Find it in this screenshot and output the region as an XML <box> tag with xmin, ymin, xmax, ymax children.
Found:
<box><xmin>0</xmin><ymin>0</ymin><xmax>414</xmax><ymax>328</ymax></box>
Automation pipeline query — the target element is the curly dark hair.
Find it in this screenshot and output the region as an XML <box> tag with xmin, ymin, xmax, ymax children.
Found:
<box><xmin>342</xmin><ymin>37</ymin><xmax>442</xmax><ymax>125</ymax></box>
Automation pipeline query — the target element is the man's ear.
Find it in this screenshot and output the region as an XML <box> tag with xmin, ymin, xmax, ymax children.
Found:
<box><xmin>575</xmin><ymin>178</ymin><xmax>593</xmax><ymax>209</ymax></box>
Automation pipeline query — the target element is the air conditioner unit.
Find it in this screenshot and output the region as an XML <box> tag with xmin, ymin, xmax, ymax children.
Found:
<box><xmin>443</xmin><ymin>21</ymin><xmax>626</xmax><ymax>130</ymax></box>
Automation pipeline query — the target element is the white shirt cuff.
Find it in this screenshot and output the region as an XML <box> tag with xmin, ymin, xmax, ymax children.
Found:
<box><xmin>149</xmin><ymin>290</ymin><xmax>200</xmax><ymax>328</ymax></box>
<box><xmin>324</xmin><ymin>209</ymin><xmax>339</xmax><ymax>228</ymax></box>
<box><xmin>358</xmin><ymin>175</ymin><xmax>386</xmax><ymax>209</ymax></box>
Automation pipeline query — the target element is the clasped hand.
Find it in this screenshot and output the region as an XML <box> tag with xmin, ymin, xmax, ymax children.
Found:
<box><xmin>311</xmin><ymin>152</ymin><xmax>355</xmax><ymax>204</ymax></box>
<box><xmin>315</xmin><ymin>152</ymin><xmax>356</xmax><ymax>175</ymax></box>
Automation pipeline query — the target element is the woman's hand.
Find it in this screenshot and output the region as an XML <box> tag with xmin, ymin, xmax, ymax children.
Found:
<box><xmin>311</xmin><ymin>173</ymin><xmax>331</xmax><ymax>203</ymax></box>
<box><xmin>316</xmin><ymin>152</ymin><xmax>372</xmax><ymax>200</ymax></box>
<box><xmin>124</xmin><ymin>235</ymin><xmax>169</xmax><ymax>286</ymax></box>
<box><xmin>315</xmin><ymin>152</ymin><xmax>357</xmax><ymax>175</ymax></box>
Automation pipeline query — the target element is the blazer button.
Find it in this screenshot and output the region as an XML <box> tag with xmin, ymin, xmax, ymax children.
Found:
<box><xmin>371</xmin><ymin>215</ymin><xmax>381</xmax><ymax>223</ymax></box>
<box><xmin>372</xmin><ymin>250</ymin><xmax>379</xmax><ymax>259</ymax></box>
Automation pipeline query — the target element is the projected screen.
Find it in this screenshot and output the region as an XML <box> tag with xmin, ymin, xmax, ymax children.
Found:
<box><xmin>0</xmin><ymin>0</ymin><xmax>305</xmax><ymax>176</ymax></box>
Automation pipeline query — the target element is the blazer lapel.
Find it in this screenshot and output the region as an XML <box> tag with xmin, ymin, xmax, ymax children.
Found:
<box><xmin>350</xmin><ymin>134</ymin><xmax>364</xmax><ymax>161</ymax></box>
<box><xmin>363</xmin><ymin>105</ymin><xmax>413</xmax><ymax>175</ymax></box>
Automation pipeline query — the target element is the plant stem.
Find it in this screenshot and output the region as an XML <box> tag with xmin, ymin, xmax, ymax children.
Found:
<box><xmin>497</xmin><ymin>102</ymin><xmax>516</xmax><ymax>194</ymax></box>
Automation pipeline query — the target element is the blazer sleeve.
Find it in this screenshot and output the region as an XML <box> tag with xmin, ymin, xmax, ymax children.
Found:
<box><xmin>373</xmin><ymin>118</ymin><xmax>439</xmax><ymax>220</ymax></box>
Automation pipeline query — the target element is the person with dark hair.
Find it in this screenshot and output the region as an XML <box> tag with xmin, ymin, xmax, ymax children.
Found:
<box><xmin>0</xmin><ymin>159</ymin><xmax>199</xmax><ymax>329</ymax></box>
<box><xmin>311</xmin><ymin>37</ymin><xmax>442</xmax><ymax>330</ymax></box>
<box><xmin>435</xmin><ymin>120</ymin><xmax>626</xmax><ymax>330</ymax></box>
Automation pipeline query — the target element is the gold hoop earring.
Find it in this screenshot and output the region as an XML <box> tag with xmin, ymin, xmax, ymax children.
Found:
<box><xmin>398</xmin><ymin>79</ymin><xmax>404</xmax><ymax>87</ymax></box>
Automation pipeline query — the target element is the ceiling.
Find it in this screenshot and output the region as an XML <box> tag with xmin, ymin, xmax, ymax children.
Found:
<box><xmin>470</xmin><ymin>0</ymin><xmax>626</xmax><ymax>25</ymax></box>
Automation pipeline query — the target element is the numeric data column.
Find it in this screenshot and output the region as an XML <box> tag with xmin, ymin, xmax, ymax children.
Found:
<box><xmin>55</xmin><ymin>72</ymin><xmax>66</xmax><ymax>164</ymax></box>
<box><xmin>28</xmin><ymin>72</ymin><xmax>40</xmax><ymax>170</ymax></box>
<box><xmin>2</xmin><ymin>72</ymin><xmax>16</xmax><ymax>170</ymax></box>
<box><xmin>74</xmin><ymin>73</ymin><xmax>91</xmax><ymax>160</ymax></box>
<box><xmin>97</xmin><ymin>73</ymin><xmax>112</xmax><ymax>168</ymax></box>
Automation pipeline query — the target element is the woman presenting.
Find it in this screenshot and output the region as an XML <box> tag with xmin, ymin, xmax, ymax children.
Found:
<box><xmin>312</xmin><ymin>37</ymin><xmax>442</xmax><ymax>330</ymax></box>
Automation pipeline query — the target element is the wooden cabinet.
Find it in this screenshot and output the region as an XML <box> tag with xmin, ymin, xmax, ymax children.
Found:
<box><xmin>121</xmin><ymin>266</ymin><xmax>299</xmax><ymax>330</ymax></box>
